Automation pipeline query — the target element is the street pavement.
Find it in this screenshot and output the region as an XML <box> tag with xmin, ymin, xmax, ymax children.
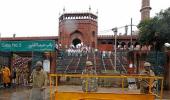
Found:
<box><xmin>0</xmin><ymin>86</ymin><xmax>30</xmax><ymax>100</ymax></box>
<box><xmin>0</xmin><ymin>85</ymin><xmax>50</xmax><ymax>100</ymax></box>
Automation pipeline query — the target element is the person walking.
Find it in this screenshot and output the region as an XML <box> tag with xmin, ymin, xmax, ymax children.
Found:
<box><xmin>82</xmin><ymin>61</ymin><xmax>98</xmax><ymax>92</ymax></box>
<box><xmin>30</xmin><ymin>61</ymin><xmax>48</xmax><ymax>100</ymax></box>
<box><xmin>140</xmin><ymin>62</ymin><xmax>156</xmax><ymax>94</ymax></box>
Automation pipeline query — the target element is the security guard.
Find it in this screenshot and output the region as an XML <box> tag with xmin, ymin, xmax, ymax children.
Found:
<box><xmin>30</xmin><ymin>61</ymin><xmax>48</xmax><ymax>100</ymax></box>
<box><xmin>82</xmin><ymin>61</ymin><xmax>98</xmax><ymax>92</ymax></box>
<box><xmin>140</xmin><ymin>62</ymin><xmax>156</xmax><ymax>94</ymax></box>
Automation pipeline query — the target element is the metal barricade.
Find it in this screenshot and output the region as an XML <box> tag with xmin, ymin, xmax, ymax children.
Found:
<box><xmin>49</xmin><ymin>74</ymin><xmax>164</xmax><ymax>100</ymax></box>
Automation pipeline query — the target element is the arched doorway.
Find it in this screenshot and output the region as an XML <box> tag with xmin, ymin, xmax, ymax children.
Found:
<box><xmin>72</xmin><ymin>38</ymin><xmax>81</xmax><ymax>47</ymax></box>
<box><xmin>70</xmin><ymin>30</ymin><xmax>83</xmax><ymax>47</ymax></box>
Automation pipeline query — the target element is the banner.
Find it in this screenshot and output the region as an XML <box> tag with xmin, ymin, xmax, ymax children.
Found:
<box><xmin>0</xmin><ymin>40</ymin><xmax>55</xmax><ymax>52</ymax></box>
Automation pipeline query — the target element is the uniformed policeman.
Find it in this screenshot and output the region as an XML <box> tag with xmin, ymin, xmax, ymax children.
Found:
<box><xmin>82</xmin><ymin>61</ymin><xmax>98</xmax><ymax>92</ymax></box>
<box><xmin>140</xmin><ymin>62</ymin><xmax>156</xmax><ymax>94</ymax></box>
<box><xmin>30</xmin><ymin>61</ymin><xmax>48</xmax><ymax>100</ymax></box>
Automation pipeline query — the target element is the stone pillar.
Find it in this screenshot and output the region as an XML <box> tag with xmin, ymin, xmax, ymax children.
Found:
<box><xmin>50</xmin><ymin>52</ymin><xmax>56</xmax><ymax>73</ymax></box>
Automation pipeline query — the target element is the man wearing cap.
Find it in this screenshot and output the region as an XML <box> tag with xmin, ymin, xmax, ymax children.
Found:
<box><xmin>140</xmin><ymin>62</ymin><xmax>156</xmax><ymax>94</ymax></box>
<box><xmin>30</xmin><ymin>61</ymin><xmax>48</xmax><ymax>100</ymax></box>
<box><xmin>82</xmin><ymin>61</ymin><xmax>98</xmax><ymax>92</ymax></box>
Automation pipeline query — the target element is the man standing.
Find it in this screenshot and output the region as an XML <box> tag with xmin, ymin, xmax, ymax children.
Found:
<box><xmin>82</xmin><ymin>61</ymin><xmax>98</xmax><ymax>92</ymax></box>
<box><xmin>140</xmin><ymin>62</ymin><xmax>156</xmax><ymax>94</ymax></box>
<box><xmin>1</xmin><ymin>65</ymin><xmax>11</xmax><ymax>88</ymax></box>
<box><xmin>30</xmin><ymin>61</ymin><xmax>48</xmax><ymax>100</ymax></box>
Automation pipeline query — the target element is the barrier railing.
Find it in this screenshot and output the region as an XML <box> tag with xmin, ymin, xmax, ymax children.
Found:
<box><xmin>49</xmin><ymin>74</ymin><xmax>164</xmax><ymax>100</ymax></box>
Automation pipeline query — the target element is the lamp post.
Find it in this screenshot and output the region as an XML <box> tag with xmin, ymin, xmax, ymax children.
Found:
<box><xmin>130</xmin><ymin>18</ymin><xmax>133</xmax><ymax>49</ymax></box>
<box><xmin>154</xmin><ymin>32</ymin><xmax>159</xmax><ymax>66</ymax></box>
<box><xmin>112</xmin><ymin>27</ymin><xmax>118</xmax><ymax>71</ymax></box>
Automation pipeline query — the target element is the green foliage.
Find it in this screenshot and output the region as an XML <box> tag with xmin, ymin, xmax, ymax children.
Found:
<box><xmin>138</xmin><ymin>7</ymin><xmax>170</xmax><ymax>51</ymax></box>
<box><xmin>146</xmin><ymin>51</ymin><xmax>166</xmax><ymax>66</ymax></box>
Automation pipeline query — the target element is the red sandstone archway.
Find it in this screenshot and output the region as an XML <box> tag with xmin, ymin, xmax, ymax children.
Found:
<box><xmin>70</xmin><ymin>30</ymin><xmax>83</xmax><ymax>46</ymax></box>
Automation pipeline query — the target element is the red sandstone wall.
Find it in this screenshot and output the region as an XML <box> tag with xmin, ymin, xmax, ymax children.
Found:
<box><xmin>59</xmin><ymin>19</ymin><xmax>97</xmax><ymax>49</ymax></box>
<box><xmin>98</xmin><ymin>44</ymin><xmax>113</xmax><ymax>51</ymax></box>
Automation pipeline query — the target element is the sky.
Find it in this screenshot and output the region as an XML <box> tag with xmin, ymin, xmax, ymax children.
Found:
<box><xmin>0</xmin><ymin>0</ymin><xmax>170</xmax><ymax>37</ymax></box>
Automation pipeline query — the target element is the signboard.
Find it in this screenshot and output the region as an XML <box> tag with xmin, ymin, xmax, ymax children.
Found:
<box><xmin>0</xmin><ymin>40</ymin><xmax>55</xmax><ymax>52</ymax></box>
<box><xmin>43</xmin><ymin>59</ymin><xmax>50</xmax><ymax>72</ymax></box>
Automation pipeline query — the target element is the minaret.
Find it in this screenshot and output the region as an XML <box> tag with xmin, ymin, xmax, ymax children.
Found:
<box><xmin>140</xmin><ymin>0</ymin><xmax>151</xmax><ymax>21</ymax></box>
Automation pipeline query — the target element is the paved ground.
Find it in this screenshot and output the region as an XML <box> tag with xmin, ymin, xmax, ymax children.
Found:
<box><xmin>0</xmin><ymin>86</ymin><xmax>30</xmax><ymax>100</ymax></box>
<box><xmin>0</xmin><ymin>85</ymin><xmax>169</xmax><ymax>100</ymax></box>
<box><xmin>0</xmin><ymin>85</ymin><xmax>51</xmax><ymax>100</ymax></box>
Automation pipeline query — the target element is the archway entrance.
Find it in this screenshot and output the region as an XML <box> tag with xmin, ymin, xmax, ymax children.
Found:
<box><xmin>72</xmin><ymin>38</ymin><xmax>81</xmax><ymax>47</ymax></box>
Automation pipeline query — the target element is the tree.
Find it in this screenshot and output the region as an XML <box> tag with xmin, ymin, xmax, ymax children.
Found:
<box><xmin>138</xmin><ymin>7</ymin><xmax>170</xmax><ymax>51</ymax></box>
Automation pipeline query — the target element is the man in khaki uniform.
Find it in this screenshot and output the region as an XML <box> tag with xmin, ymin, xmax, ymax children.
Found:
<box><xmin>140</xmin><ymin>62</ymin><xmax>156</xmax><ymax>94</ymax></box>
<box><xmin>30</xmin><ymin>61</ymin><xmax>48</xmax><ymax>100</ymax></box>
<box><xmin>82</xmin><ymin>61</ymin><xmax>98</xmax><ymax>92</ymax></box>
